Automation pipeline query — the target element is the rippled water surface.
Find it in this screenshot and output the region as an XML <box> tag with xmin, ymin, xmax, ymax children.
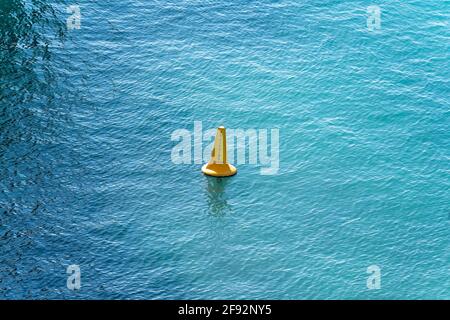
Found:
<box><xmin>0</xmin><ymin>0</ymin><xmax>449</xmax><ymax>299</ymax></box>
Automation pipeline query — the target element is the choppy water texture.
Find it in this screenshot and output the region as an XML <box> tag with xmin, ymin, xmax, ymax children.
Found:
<box><xmin>0</xmin><ymin>0</ymin><xmax>449</xmax><ymax>299</ymax></box>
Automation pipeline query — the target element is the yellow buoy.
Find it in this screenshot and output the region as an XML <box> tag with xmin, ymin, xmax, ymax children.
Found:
<box><xmin>201</xmin><ymin>126</ymin><xmax>237</xmax><ymax>177</ymax></box>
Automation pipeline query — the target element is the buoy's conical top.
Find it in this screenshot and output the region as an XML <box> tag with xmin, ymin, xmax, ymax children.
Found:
<box><xmin>201</xmin><ymin>127</ymin><xmax>237</xmax><ymax>177</ymax></box>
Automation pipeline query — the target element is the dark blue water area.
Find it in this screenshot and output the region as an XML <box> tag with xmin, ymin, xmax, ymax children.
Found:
<box><xmin>0</xmin><ymin>0</ymin><xmax>449</xmax><ymax>299</ymax></box>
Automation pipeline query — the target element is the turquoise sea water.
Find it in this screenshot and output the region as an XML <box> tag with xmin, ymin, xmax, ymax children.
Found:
<box><xmin>0</xmin><ymin>0</ymin><xmax>449</xmax><ymax>299</ymax></box>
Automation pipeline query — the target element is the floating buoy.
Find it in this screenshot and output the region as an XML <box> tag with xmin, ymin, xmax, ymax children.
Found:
<box><xmin>201</xmin><ymin>126</ymin><xmax>237</xmax><ymax>177</ymax></box>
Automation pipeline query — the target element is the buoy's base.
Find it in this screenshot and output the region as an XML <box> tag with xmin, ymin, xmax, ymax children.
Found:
<box><xmin>201</xmin><ymin>163</ymin><xmax>237</xmax><ymax>177</ymax></box>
